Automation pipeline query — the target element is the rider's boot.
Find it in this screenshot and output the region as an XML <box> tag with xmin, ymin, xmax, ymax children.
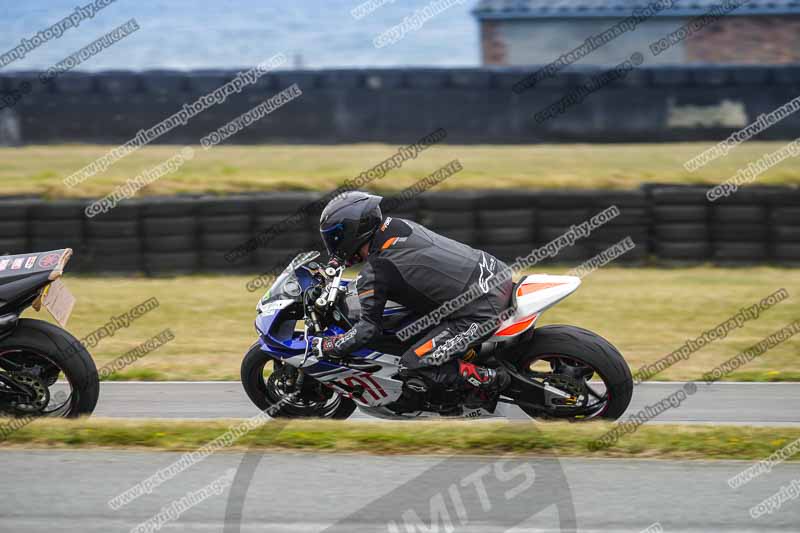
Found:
<box><xmin>458</xmin><ymin>361</ymin><xmax>510</xmax><ymax>409</ymax></box>
<box><xmin>457</xmin><ymin>360</ymin><xmax>510</xmax><ymax>391</ymax></box>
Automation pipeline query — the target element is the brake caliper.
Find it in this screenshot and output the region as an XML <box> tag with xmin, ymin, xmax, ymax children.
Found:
<box><xmin>544</xmin><ymin>374</ymin><xmax>583</xmax><ymax>407</ymax></box>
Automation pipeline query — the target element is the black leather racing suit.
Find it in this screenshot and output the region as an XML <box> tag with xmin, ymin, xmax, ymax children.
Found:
<box><xmin>322</xmin><ymin>216</ymin><xmax>514</xmax><ymax>387</ymax></box>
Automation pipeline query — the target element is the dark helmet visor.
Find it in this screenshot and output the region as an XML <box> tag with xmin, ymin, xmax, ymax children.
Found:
<box><xmin>320</xmin><ymin>222</ymin><xmax>346</xmax><ymax>259</ymax></box>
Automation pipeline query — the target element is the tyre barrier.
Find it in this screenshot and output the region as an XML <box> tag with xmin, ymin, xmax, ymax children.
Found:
<box><xmin>86</xmin><ymin>202</ymin><xmax>141</xmax><ymax>273</ymax></box>
<box><xmin>5</xmin><ymin>65</ymin><xmax>800</xmax><ymax>145</ymax></box>
<box><xmin>419</xmin><ymin>190</ymin><xmax>478</xmax><ymax>245</ymax></box>
<box><xmin>0</xmin><ymin>185</ymin><xmax>796</xmax><ymax>274</ymax></box>
<box><xmin>651</xmin><ymin>188</ymin><xmax>710</xmax><ymax>264</ymax></box>
<box><xmin>772</xmin><ymin>206</ymin><xmax>800</xmax><ymax>264</ymax></box>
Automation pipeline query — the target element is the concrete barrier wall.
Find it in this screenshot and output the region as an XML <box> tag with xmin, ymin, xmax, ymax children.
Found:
<box><xmin>2</xmin><ymin>65</ymin><xmax>800</xmax><ymax>144</ymax></box>
<box><xmin>0</xmin><ymin>185</ymin><xmax>796</xmax><ymax>276</ymax></box>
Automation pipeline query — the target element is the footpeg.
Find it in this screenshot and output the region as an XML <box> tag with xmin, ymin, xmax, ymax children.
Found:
<box><xmin>405</xmin><ymin>377</ymin><xmax>428</xmax><ymax>393</ymax></box>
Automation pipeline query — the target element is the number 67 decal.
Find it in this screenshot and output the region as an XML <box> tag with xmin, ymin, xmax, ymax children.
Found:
<box><xmin>340</xmin><ymin>373</ymin><xmax>387</xmax><ymax>401</ymax></box>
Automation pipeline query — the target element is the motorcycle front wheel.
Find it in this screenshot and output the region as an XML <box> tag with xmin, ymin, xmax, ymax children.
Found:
<box><xmin>240</xmin><ymin>343</ymin><xmax>356</xmax><ymax>419</ymax></box>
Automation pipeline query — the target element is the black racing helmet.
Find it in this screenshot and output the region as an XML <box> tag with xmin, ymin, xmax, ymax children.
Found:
<box><xmin>319</xmin><ymin>191</ymin><xmax>383</xmax><ymax>264</ymax></box>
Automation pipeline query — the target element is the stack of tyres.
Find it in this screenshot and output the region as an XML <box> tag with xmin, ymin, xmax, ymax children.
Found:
<box><xmin>315</xmin><ymin>70</ymin><xmax>367</xmax><ymax>144</ymax></box>
<box><xmin>252</xmin><ymin>192</ymin><xmax>321</xmax><ymax>276</ymax></box>
<box><xmin>710</xmin><ymin>189</ymin><xmax>768</xmax><ymax>264</ymax></box>
<box><xmin>29</xmin><ymin>200</ymin><xmax>87</xmax><ymax>272</ymax></box>
<box><xmin>443</xmin><ymin>70</ymin><xmax>492</xmax><ymax>144</ymax></box>
<box><xmin>583</xmin><ymin>191</ymin><xmax>650</xmax><ymax>265</ymax></box>
<box><xmin>94</xmin><ymin>70</ymin><xmax>142</xmax><ymax>143</ymax></box>
<box><xmin>85</xmin><ymin>200</ymin><xmax>142</xmax><ymax>273</ymax></box>
<box><xmin>535</xmin><ymin>191</ymin><xmax>594</xmax><ymax>264</ymax></box>
<box><xmin>362</xmin><ymin>70</ymin><xmax>406</xmax><ymax>143</ymax></box>
<box><xmin>197</xmin><ymin>195</ymin><xmax>255</xmax><ymax>272</ymax></box>
<box><xmin>142</xmin><ymin>197</ymin><xmax>198</xmax><ymax>275</ymax></box>
<box><xmin>138</xmin><ymin>71</ymin><xmax>190</xmax><ymax>144</ymax></box>
<box><xmin>650</xmin><ymin>186</ymin><xmax>710</xmax><ymax>263</ymax></box>
<box><xmin>380</xmin><ymin>195</ymin><xmax>419</xmax><ymax>229</ymax></box>
<box><xmin>0</xmin><ymin>199</ymin><xmax>32</xmax><ymax>256</ymax></box>
<box><xmin>418</xmin><ymin>191</ymin><xmax>478</xmax><ymax>248</ymax></box>
<box><xmin>270</xmin><ymin>72</ymin><xmax>323</xmax><ymax>143</ymax></box>
<box><xmin>186</xmin><ymin>70</ymin><xmax>240</xmax><ymax>138</ymax></box>
<box><xmin>53</xmin><ymin>73</ymin><xmax>101</xmax><ymax>142</ymax></box>
<box><xmin>474</xmin><ymin>190</ymin><xmax>537</xmax><ymax>263</ymax></box>
<box><xmin>8</xmin><ymin>71</ymin><xmax>56</xmax><ymax>144</ymax></box>
<box><xmin>769</xmin><ymin>189</ymin><xmax>800</xmax><ymax>265</ymax></box>
<box><xmin>389</xmin><ymin>70</ymin><xmax>449</xmax><ymax>144</ymax></box>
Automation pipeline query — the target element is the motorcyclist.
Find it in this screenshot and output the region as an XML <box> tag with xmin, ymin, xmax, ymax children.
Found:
<box><xmin>311</xmin><ymin>191</ymin><xmax>512</xmax><ymax>398</ymax></box>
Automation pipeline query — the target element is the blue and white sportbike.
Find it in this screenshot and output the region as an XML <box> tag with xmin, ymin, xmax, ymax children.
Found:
<box><xmin>241</xmin><ymin>251</ymin><xmax>633</xmax><ymax>420</ymax></box>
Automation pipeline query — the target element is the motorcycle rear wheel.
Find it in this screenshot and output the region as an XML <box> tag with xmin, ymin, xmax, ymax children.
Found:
<box><xmin>510</xmin><ymin>325</ymin><xmax>632</xmax><ymax>420</ymax></box>
<box><xmin>0</xmin><ymin>318</ymin><xmax>99</xmax><ymax>418</ymax></box>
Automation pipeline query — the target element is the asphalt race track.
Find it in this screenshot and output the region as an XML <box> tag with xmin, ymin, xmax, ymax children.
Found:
<box><xmin>93</xmin><ymin>381</ymin><xmax>800</xmax><ymax>425</ymax></box>
<box><xmin>1</xmin><ymin>450</ymin><xmax>797</xmax><ymax>532</ymax></box>
<box><xmin>3</xmin><ymin>382</ymin><xmax>798</xmax><ymax>532</ymax></box>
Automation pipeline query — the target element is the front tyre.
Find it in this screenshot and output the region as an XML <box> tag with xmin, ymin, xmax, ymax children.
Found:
<box><xmin>0</xmin><ymin>318</ymin><xmax>99</xmax><ymax>418</ymax></box>
<box><xmin>511</xmin><ymin>325</ymin><xmax>632</xmax><ymax>421</ymax></box>
<box><xmin>240</xmin><ymin>343</ymin><xmax>356</xmax><ymax>419</ymax></box>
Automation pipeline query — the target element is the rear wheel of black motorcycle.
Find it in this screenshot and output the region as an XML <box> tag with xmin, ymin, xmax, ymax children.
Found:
<box><xmin>0</xmin><ymin>318</ymin><xmax>99</xmax><ymax>418</ymax></box>
<box><xmin>240</xmin><ymin>344</ymin><xmax>356</xmax><ymax>419</ymax></box>
<box><xmin>512</xmin><ymin>325</ymin><xmax>632</xmax><ymax>421</ymax></box>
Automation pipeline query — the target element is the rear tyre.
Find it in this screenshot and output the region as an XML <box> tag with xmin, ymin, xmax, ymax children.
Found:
<box><xmin>0</xmin><ymin>318</ymin><xmax>99</xmax><ymax>418</ymax></box>
<box><xmin>512</xmin><ymin>325</ymin><xmax>632</xmax><ymax>420</ymax></box>
<box><xmin>240</xmin><ymin>343</ymin><xmax>356</xmax><ymax>419</ymax></box>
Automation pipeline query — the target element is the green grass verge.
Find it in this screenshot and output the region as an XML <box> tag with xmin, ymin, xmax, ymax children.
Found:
<box><xmin>33</xmin><ymin>266</ymin><xmax>799</xmax><ymax>382</ymax></box>
<box><xmin>1</xmin><ymin>419</ymin><xmax>798</xmax><ymax>461</ymax></box>
<box><xmin>1</xmin><ymin>142</ymin><xmax>798</xmax><ymax>198</ymax></box>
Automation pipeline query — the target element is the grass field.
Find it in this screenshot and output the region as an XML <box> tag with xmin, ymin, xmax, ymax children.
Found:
<box><xmin>32</xmin><ymin>266</ymin><xmax>799</xmax><ymax>382</ymax></box>
<box><xmin>1</xmin><ymin>142</ymin><xmax>799</xmax><ymax>198</ymax></box>
<box><xmin>2</xmin><ymin>418</ymin><xmax>798</xmax><ymax>461</ymax></box>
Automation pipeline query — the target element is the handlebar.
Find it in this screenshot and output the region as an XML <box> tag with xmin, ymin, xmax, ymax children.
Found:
<box><xmin>313</xmin><ymin>260</ymin><xmax>344</xmax><ymax>310</ymax></box>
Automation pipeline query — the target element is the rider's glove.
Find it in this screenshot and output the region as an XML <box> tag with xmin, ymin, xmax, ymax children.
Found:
<box><xmin>310</xmin><ymin>336</ymin><xmax>337</xmax><ymax>359</ymax></box>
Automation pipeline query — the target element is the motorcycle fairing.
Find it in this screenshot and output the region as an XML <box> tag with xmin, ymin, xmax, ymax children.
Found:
<box><xmin>488</xmin><ymin>274</ymin><xmax>581</xmax><ymax>342</ymax></box>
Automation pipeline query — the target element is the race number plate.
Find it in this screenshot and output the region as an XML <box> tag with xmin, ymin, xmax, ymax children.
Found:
<box><xmin>42</xmin><ymin>279</ymin><xmax>76</xmax><ymax>327</ymax></box>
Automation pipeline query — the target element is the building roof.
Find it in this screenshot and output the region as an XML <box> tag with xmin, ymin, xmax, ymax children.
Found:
<box><xmin>472</xmin><ymin>0</ymin><xmax>800</xmax><ymax>19</ymax></box>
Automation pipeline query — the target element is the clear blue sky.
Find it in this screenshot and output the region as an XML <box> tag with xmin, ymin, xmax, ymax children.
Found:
<box><xmin>0</xmin><ymin>0</ymin><xmax>480</xmax><ymax>71</ymax></box>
